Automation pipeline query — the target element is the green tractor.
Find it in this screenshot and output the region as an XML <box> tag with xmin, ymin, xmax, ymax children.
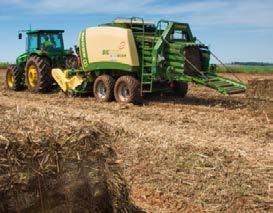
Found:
<box><xmin>5</xmin><ymin>30</ymin><xmax>78</xmax><ymax>93</ymax></box>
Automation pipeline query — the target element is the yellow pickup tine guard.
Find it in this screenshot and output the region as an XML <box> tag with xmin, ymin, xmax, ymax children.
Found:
<box><xmin>51</xmin><ymin>69</ymin><xmax>84</xmax><ymax>93</ymax></box>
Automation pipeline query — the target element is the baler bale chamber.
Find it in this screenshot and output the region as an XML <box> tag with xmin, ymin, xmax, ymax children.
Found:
<box><xmin>52</xmin><ymin>17</ymin><xmax>246</xmax><ymax>104</ymax></box>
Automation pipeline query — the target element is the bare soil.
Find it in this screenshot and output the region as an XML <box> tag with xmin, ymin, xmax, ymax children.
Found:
<box><xmin>0</xmin><ymin>70</ymin><xmax>273</xmax><ymax>212</ymax></box>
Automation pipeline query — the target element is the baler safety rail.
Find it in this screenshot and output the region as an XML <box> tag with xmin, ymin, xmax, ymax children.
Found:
<box><xmin>183</xmin><ymin>74</ymin><xmax>246</xmax><ymax>95</ymax></box>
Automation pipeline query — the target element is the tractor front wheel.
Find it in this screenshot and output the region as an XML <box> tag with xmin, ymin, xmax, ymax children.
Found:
<box><xmin>173</xmin><ymin>81</ymin><xmax>188</xmax><ymax>98</ymax></box>
<box><xmin>25</xmin><ymin>56</ymin><xmax>53</xmax><ymax>93</ymax></box>
<box><xmin>5</xmin><ymin>65</ymin><xmax>25</xmax><ymax>91</ymax></box>
<box><xmin>93</xmin><ymin>75</ymin><xmax>115</xmax><ymax>102</ymax></box>
<box><xmin>114</xmin><ymin>76</ymin><xmax>141</xmax><ymax>104</ymax></box>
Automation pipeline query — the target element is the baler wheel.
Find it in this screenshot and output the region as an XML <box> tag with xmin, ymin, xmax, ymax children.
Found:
<box><xmin>173</xmin><ymin>81</ymin><xmax>188</xmax><ymax>98</ymax></box>
<box><xmin>114</xmin><ymin>76</ymin><xmax>141</xmax><ymax>104</ymax></box>
<box><xmin>5</xmin><ymin>65</ymin><xmax>25</xmax><ymax>91</ymax></box>
<box><xmin>25</xmin><ymin>56</ymin><xmax>53</xmax><ymax>93</ymax></box>
<box><xmin>93</xmin><ymin>75</ymin><xmax>115</xmax><ymax>102</ymax></box>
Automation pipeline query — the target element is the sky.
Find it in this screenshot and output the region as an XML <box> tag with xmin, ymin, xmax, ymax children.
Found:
<box><xmin>0</xmin><ymin>0</ymin><xmax>273</xmax><ymax>63</ymax></box>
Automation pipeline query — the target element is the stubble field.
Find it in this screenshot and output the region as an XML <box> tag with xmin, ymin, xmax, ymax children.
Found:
<box><xmin>0</xmin><ymin>70</ymin><xmax>272</xmax><ymax>212</ymax></box>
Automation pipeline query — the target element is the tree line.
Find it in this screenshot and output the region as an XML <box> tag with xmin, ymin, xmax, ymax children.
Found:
<box><xmin>231</xmin><ymin>62</ymin><xmax>273</xmax><ymax>66</ymax></box>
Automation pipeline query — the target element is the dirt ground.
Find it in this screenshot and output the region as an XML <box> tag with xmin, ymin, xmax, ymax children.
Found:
<box><xmin>0</xmin><ymin>70</ymin><xmax>273</xmax><ymax>212</ymax></box>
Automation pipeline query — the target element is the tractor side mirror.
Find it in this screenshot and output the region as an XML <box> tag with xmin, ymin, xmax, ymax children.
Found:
<box><xmin>18</xmin><ymin>33</ymin><xmax>22</xmax><ymax>40</ymax></box>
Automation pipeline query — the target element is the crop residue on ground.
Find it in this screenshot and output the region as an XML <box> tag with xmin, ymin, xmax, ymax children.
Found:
<box><xmin>0</xmin><ymin>70</ymin><xmax>272</xmax><ymax>212</ymax></box>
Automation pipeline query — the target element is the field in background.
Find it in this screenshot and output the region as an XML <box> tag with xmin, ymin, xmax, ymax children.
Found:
<box><xmin>0</xmin><ymin>62</ymin><xmax>9</xmax><ymax>69</ymax></box>
<box><xmin>215</xmin><ymin>64</ymin><xmax>273</xmax><ymax>74</ymax></box>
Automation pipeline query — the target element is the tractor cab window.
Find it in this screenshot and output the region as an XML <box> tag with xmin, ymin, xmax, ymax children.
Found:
<box><xmin>40</xmin><ymin>33</ymin><xmax>63</xmax><ymax>51</ymax></box>
<box><xmin>171</xmin><ymin>30</ymin><xmax>188</xmax><ymax>41</ymax></box>
<box><xmin>51</xmin><ymin>34</ymin><xmax>63</xmax><ymax>49</ymax></box>
<box><xmin>27</xmin><ymin>34</ymin><xmax>38</xmax><ymax>52</ymax></box>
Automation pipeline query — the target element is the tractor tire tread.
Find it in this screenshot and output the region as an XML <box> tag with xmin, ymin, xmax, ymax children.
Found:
<box><xmin>26</xmin><ymin>56</ymin><xmax>53</xmax><ymax>93</ymax></box>
<box><xmin>65</xmin><ymin>55</ymin><xmax>79</xmax><ymax>69</ymax></box>
<box><xmin>5</xmin><ymin>65</ymin><xmax>25</xmax><ymax>91</ymax></box>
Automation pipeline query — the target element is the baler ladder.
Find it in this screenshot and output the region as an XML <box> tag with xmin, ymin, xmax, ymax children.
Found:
<box><xmin>130</xmin><ymin>17</ymin><xmax>153</xmax><ymax>94</ymax></box>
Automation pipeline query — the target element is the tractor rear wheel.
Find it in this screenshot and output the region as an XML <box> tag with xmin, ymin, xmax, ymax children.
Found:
<box><xmin>114</xmin><ymin>76</ymin><xmax>141</xmax><ymax>104</ymax></box>
<box><xmin>65</xmin><ymin>55</ymin><xmax>79</xmax><ymax>69</ymax></box>
<box><xmin>5</xmin><ymin>65</ymin><xmax>25</xmax><ymax>91</ymax></box>
<box><xmin>93</xmin><ymin>75</ymin><xmax>115</xmax><ymax>102</ymax></box>
<box><xmin>173</xmin><ymin>81</ymin><xmax>188</xmax><ymax>98</ymax></box>
<box><xmin>25</xmin><ymin>56</ymin><xmax>53</xmax><ymax>93</ymax></box>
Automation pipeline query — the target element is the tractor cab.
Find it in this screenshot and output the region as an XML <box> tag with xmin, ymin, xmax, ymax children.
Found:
<box><xmin>19</xmin><ymin>30</ymin><xmax>64</xmax><ymax>53</ymax></box>
<box><xmin>19</xmin><ymin>30</ymin><xmax>65</xmax><ymax>53</ymax></box>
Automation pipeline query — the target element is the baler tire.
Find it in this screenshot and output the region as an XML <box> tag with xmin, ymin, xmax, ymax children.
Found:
<box><xmin>5</xmin><ymin>65</ymin><xmax>25</xmax><ymax>91</ymax></box>
<box><xmin>114</xmin><ymin>76</ymin><xmax>142</xmax><ymax>104</ymax></box>
<box><xmin>93</xmin><ymin>75</ymin><xmax>115</xmax><ymax>102</ymax></box>
<box><xmin>173</xmin><ymin>81</ymin><xmax>188</xmax><ymax>98</ymax></box>
<box><xmin>25</xmin><ymin>56</ymin><xmax>53</xmax><ymax>93</ymax></box>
